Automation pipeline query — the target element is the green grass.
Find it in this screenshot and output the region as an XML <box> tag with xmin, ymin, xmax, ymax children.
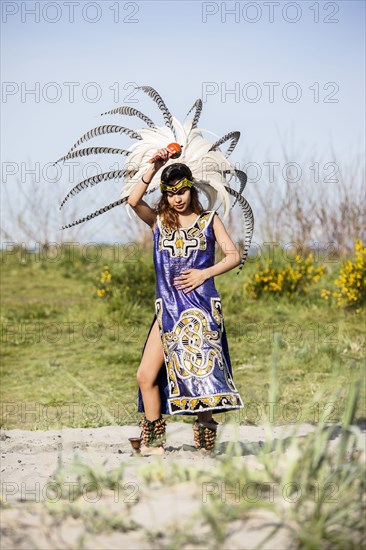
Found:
<box><xmin>1</xmin><ymin>245</ymin><xmax>365</xmax><ymax>429</ymax></box>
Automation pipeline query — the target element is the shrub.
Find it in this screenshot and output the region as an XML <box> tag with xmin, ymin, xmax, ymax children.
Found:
<box><xmin>328</xmin><ymin>239</ymin><xmax>366</xmax><ymax>311</ymax></box>
<box><xmin>94</xmin><ymin>256</ymin><xmax>156</xmax><ymax>311</ymax></box>
<box><xmin>244</xmin><ymin>254</ymin><xmax>325</xmax><ymax>299</ymax></box>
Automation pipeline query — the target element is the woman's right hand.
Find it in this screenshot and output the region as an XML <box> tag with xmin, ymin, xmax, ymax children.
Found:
<box><xmin>152</xmin><ymin>148</ymin><xmax>172</xmax><ymax>170</ymax></box>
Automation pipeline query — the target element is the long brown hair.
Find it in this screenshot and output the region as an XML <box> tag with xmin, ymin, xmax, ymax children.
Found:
<box><xmin>153</xmin><ymin>163</ymin><xmax>205</xmax><ymax>231</ymax></box>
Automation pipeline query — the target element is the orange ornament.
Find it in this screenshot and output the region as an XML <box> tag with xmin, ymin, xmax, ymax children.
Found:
<box><xmin>166</xmin><ymin>143</ymin><xmax>183</xmax><ymax>159</ymax></box>
<box><xmin>149</xmin><ymin>143</ymin><xmax>183</xmax><ymax>164</ymax></box>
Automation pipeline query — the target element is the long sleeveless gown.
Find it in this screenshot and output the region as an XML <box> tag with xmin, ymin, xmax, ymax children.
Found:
<box><xmin>137</xmin><ymin>209</ymin><xmax>244</xmax><ymax>416</ymax></box>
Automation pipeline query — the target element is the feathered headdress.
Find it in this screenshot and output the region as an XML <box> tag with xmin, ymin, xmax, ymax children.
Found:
<box><xmin>55</xmin><ymin>85</ymin><xmax>254</xmax><ymax>274</ymax></box>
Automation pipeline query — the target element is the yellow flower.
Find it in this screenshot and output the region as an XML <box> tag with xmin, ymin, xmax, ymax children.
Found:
<box><xmin>333</xmin><ymin>239</ymin><xmax>365</xmax><ymax>309</ymax></box>
<box><xmin>244</xmin><ymin>251</ymin><xmax>326</xmax><ymax>299</ymax></box>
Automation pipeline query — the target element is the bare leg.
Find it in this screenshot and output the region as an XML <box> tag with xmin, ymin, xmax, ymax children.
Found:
<box><xmin>137</xmin><ymin>319</ymin><xmax>164</xmax><ymax>421</ymax></box>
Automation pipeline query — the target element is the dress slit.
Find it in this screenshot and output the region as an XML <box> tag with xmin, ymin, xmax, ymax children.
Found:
<box><xmin>137</xmin><ymin>314</ymin><xmax>170</xmax><ymax>415</ymax></box>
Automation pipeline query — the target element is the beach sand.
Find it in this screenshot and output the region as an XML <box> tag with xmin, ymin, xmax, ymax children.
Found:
<box><xmin>1</xmin><ymin>421</ymin><xmax>364</xmax><ymax>549</ymax></box>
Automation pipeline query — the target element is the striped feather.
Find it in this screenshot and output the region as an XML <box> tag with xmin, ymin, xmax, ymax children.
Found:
<box><xmin>59</xmin><ymin>170</ymin><xmax>125</xmax><ymax>209</ymax></box>
<box><xmin>234</xmin><ymin>169</ymin><xmax>247</xmax><ymax>196</ymax></box>
<box><xmin>209</xmin><ymin>131</ymin><xmax>240</xmax><ymax>158</ymax></box>
<box><xmin>224</xmin><ymin>186</ymin><xmax>254</xmax><ymax>275</ymax></box>
<box><xmin>223</xmin><ymin>169</ymin><xmax>247</xmax><ymax>208</ymax></box>
<box><xmin>68</xmin><ymin>125</ymin><xmax>142</xmax><ymax>154</ymax></box>
<box><xmin>55</xmin><ymin>85</ymin><xmax>253</xmax><ymax>261</ymax></box>
<box><xmin>60</xmin><ymin>197</ymin><xmax>128</xmax><ymax>230</ymax></box>
<box><xmin>54</xmin><ymin>147</ymin><xmax>130</xmax><ymax>165</ymax></box>
<box><xmin>185</xmin><ymin>99</ymin><xmax>203</xmax><ymax>129</ymax></box>
<box><xmin>233</xmin><ymin>169</ymin><xmax>247</xmax><ymax>207</ymax></box>
<box><xmin>134</xmin><ymin>86</ymin><xmax>177</xmax><ymax>140</ymax></box>
<box><xmin>99</xmin><ymin>106</ymin><xmax>156</xmax><ymax>128</ymax></box>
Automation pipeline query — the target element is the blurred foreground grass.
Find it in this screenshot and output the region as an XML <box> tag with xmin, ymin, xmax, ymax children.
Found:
<box><xmin>1</xmin><ymin>244</ymin><xmax>365</xmax><ymax>429</ymax></box>
<box><xmin>43</xmin><ymin>342</ymin><xmax>366</xmax><ymax>549</ymax></box>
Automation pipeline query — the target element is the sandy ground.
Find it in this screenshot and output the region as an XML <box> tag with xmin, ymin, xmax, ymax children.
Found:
<box><xmin>1</xmin><ymin>421</ymin><xmax>365</xmax><ymax>549</ymax></box>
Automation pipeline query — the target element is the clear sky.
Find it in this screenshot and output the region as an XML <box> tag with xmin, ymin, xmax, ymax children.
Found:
<box><xmin>1</xmin><ymin>0</ymin><xmax>365</xmax><ymax>243</ymax></box>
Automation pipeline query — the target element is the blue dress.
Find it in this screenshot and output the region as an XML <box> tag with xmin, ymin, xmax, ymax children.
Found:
<box><xmin>137</xmin><ymin>209</ymin><xmax>244</xmax><ymax>416</ymax></box>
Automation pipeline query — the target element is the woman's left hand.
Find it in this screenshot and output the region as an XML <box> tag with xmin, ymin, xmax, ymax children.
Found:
<box><xmin>173</xmin><ymin>269</ymin><xmax>207</xmax><ymax>293</ymax></box>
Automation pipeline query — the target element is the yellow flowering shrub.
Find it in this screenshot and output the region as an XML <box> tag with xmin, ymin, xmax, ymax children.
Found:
<box><xmin>93</xmin><ymin>257</ymin><xmax>155</xmax><ymax>310</ymax></box>
<box><xmin>244</xmin><ymin>254</ymin><xmax>325</xmax><ymax>299</ymax></box>
<box><xmin>95</xmin><ymin>265</ymin><xmax>112</xmax><ymax>299</ymax></box>
<box><xmin>331</xmin><ymin>240</ymin><xmax>366</xmax><ymax>310</ymax></box>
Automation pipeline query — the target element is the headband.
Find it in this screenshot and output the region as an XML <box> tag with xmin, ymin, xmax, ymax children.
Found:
<box><xmin>160</xmin><ymin>177</ymin><xmax>194</xmax><ymax>194</ymax></box>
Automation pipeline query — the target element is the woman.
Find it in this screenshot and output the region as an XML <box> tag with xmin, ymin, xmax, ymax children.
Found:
<box><xmin>128</xmin><ymin>147</ymin><xmax>244</xmax><ymax>455</ymax></box>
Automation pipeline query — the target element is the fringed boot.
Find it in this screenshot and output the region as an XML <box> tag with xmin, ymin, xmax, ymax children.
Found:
<box><xmin>139</xmin><ymin>414</ymin><xmax>166</xmax><ymax>455</ymax></box>
<box><xmin>192</xmin><ymin>419</ymin><xmax>219</xmax><ymax>451</ymax></box>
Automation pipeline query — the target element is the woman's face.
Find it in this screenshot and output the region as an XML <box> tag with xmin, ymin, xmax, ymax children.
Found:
<box><xmin>165</xmin><ymin>178</ymin><xmax>192</xmax><ymax>213</ymax></box>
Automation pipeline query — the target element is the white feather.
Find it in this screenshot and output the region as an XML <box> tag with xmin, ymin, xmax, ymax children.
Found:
<box><xmin>119</xmin><ymin>116</ymin><xmax>238</xmax><ymax>218</ymax></box>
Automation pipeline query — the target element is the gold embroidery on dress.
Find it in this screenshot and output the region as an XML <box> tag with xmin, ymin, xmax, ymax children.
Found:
<box><xmin>169</xmin><ymin>393</ymin><xmax>242</xmax><ymax>413</ymax></box>
<box><xmin>156</xmin><ymin>297</ymin><xmax>241</xmax><ymax>410</ymax></box>
<box><xmin>158</xmin><ymin>211</ymin><xmax>213</xmax><ymax>258</ymax></box>
<box><xmin>155</xmin><ymin>298</ymin><xmax>179</xmax><ymax>396</ymax></box>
